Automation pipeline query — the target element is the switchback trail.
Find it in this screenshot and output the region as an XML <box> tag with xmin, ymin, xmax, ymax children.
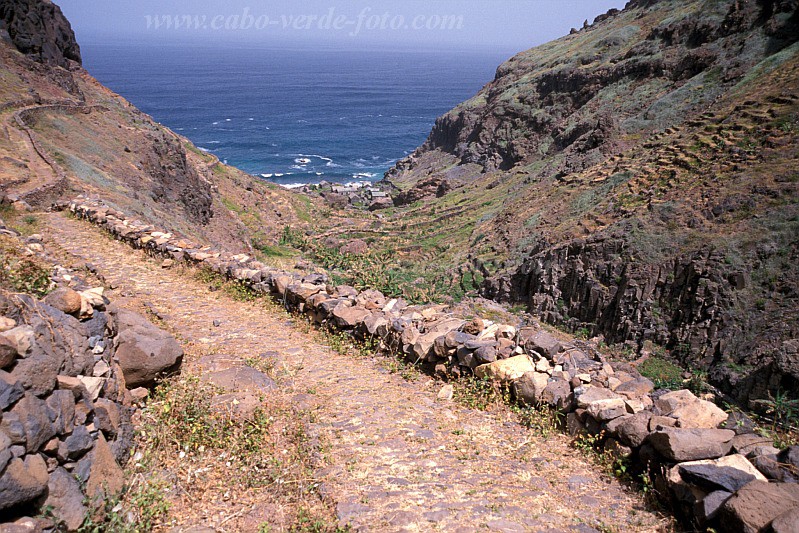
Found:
<box><xmin>43</xmin><ymin>211</ymin><xmax>667</xmax><ymax>532</ymax></box>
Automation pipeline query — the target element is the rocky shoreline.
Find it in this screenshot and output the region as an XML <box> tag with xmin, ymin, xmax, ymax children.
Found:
<box><xmin>64</xmin><ymin>195</ymin><xmax>799</xmax><ymax>532</ymax></box>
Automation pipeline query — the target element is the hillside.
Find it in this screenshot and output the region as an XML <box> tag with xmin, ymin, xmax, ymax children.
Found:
<box><xmin>0</xmin><ymin>0</ymin><xmax>330</xmax><ymax>258</ymax></box>
<box><xmin>373</xmin><ymin>0</ymin><xmax>799</xmax><ymax>404</ymax></box>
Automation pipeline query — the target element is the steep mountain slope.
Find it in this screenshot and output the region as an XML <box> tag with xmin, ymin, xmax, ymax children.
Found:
<box><xmin>0</xmin><ymin>0</ymin><xmax>325</xmax><ymax>255</ymax></box>
<box><xmin>380</xmin><ymin>0</ymin><xmax>799</xmax><ymax>403</ymax></box>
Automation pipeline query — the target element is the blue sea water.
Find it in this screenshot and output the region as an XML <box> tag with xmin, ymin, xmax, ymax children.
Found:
<box><xmin>81</xmin><ymin>42</ymin><xmax>511</xmax><ymax>186</ymax></box>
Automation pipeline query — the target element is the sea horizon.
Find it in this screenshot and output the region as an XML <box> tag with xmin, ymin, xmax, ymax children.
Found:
<box><xmin>80</xmin><ymin>40</ymin><xmax>513</xmax><ymax>186</ymax></box>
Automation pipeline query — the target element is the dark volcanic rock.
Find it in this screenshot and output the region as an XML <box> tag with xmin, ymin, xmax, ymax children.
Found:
<box><xmin>720</xmin><ymin>481</ymin><xmax>799</xmax><ymax>533</ymax></box>
<box><xmin>678</xmin><ymin>457</ymin><xmax>760</xmax><ymax>493</ymax></box>
<box><xmin>44</xmin><ymin>467</ymin><xmax>87</xmax><ymax>531</ymax></box>
<box><xmin>0</xmin><ymin>0</ymin><xmax>82</xmax><ymax>67</ymax></box>
<box><xmin>647</xmin><ymin>428</ymin><xmax>734</xmax><ymax>462</ymax></box>
<box><xmin>110</xmin><ymin>305</ymin><xmax>183</xmax><ymax>387</ymax></box>
<box><xmin>0</xmin><ymin>454</ymin><xmax>49</xmax><ymax>511</ymax></box>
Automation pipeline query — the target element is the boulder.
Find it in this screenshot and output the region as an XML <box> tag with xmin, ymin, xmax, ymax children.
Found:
<box><xmin>779</xmin><ymin>446</ymin><xmax>799</xmax><ymax>469</ymax></box>
<box><xmin>720</xmin><ymin>481</ymin><xmax>799</xmax><ymax>533</ymax></box>
<box><xmin>85</xmin><ymin>433</ymin><xmax>124</xmax><ymax>501</ymax></box>
<box><xmin>0</xmin><ymin>454</ymin><xmax>49</xmax><ymax>511</ymax></box>
<box><xmin>363</xmin><ymin>314</ymin><xmax>389</xmax><ymax>338</ymax></box>
<box><xmin>587</xmin><ymin>398</ymin><xmax>628</xmax><ymax>421</ymax></box>
<box><xmin>93</xmin><ymin>398</ymin><xmax>121</xmax><ymax>438</ymax></box>
<box><xmin>654</xmin><ymin>389</ymin><xmax>727</xmax><ymax>429</ymax></box>
<box><xmin>111</xmin><ymin>307</ymin><xmax>183</xmax><ymax>387</ymax></box>
<box><xmin>525</xmin><ymin>331</ymin><xmax>561</xmax><ymax>357</ymax></box>
<box><xmin>0</xmin><ymin>335</ymin><xmax>18</xmax><ymax>368</ymax></box>
<box><xmin>44</xmin><ymin>467</ymin><xmax>87</xmax><ymax>531</ymax></box>
<box><xmin>45</xmin><ymin>390</ymin><xmax>75</xmax><ymax>436</ymax></box>
<box><xmin>475</xmin><ymin>355</ymin><xmax>534</xmax><ymax>382</ymax></box>
<box><xmin>678</xmin><ymin>454</ymin><xmax>766</xmax><ymax>493</ymax></box>
<box><xmin>0</xmin><ymin>317</ymin><xmax>16</xmax><ymax>333</ymax></box>
<box><xmin>331</xmin><ymin>304</ymin><xmax>370</xmax><ymax>329</ymax></box>
<box><xmin>542</xmin><ymin>378</ymin><xmax>573</xmax><ymax>410</ymax></box>
<box><xmin>11</xmin><ymin>394</ymin><xmax>56</xmax><ymax>453</ymax></box>
<box><xmin>731</xmin><ymin>433</ymin><xmax>775</xmax><ymax>455</ymax></box>
<box><xmin>2</xmin><ymin>325</ymin><xmax>34</xmax><ymax>357</ymax></box>
<box><xmin>513</xmin><ymin>372</ymin><xmax>549</xmax><ymax>405</ymax></box>
<box><xmin>412</xmin><ymin>332</ymin><xmax>442</xmax><ymax>361</ymax></box>
<box><xmin>696</xmin><ymin>490</ymin><xmax>732</xmax><ymax>525</ymax></box>
<box><xmin>772</xmin><ymin>508</ymin><xmax>799</xmax><ymax>533</ymax></box>
<box><xmin>43</xmin><ymin>288</ymin><xmax>82</xmax><ymax>316</ymax></box>
<box><xmin>647</xmin><ymin>428</ymin><xmax>735</xmax><ymax>462</ymax></box>
<box><xmin>613</xmin><ymin>412</ymin><xmax>653</xmax><ymax>447</ymax></box>
<box><xmin>751</xmin><ymin>454</ymin><xmax>799</xmax><ymax>483</ymax></box>
<box><xmin>614</xmin><ymin>377</ymin><xmax>654</xmax><ymax>399</ymax></box>
<box><xmin>202</xmin><ymin>366</ymin><xmax>276</xmax><ymax>393</ymax></box>
<box><xmin>58</xmin><ymin>425</ymin><xmax>94</xmax><ymax>461</ymax></box>
<box><xmin>473</xmin><ymin>345</ymin><xmax>497</xmax><ymax>364</ymax></box>
<box><xmin>0</xmin><ymin>372</ymin><xmax>24</xmax><ymax>410</ymax></box>
<box><xmin>574</xmin><ymin>385</ymin><xmax>623</xmax><ymax>408</ymax></box>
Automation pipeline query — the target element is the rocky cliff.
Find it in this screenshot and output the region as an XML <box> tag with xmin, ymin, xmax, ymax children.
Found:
<box><xmin>0</xmin><ymin>0</ymin><xmax>81</xmax><ymax>68</ymax></box>
<box><xmin>382</xmin><ymin>0</ymin><xmax>799</xmax><ymax>404</ymax></box>
<box><xmin>0</xmin><ymin>1</ymin><xmax>325</xmax><ymax>256</ymax></box>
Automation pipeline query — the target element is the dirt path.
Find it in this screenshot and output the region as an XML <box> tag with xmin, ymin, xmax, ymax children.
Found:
<box><xmin>42</xmin><ymin>211</ymin><xmax>666</xmax><ymax>532</ymax></box>
<box><xmin>1</xmin><ymin>109</ymin><xmax>57</xmax><ymax>195</ymax></box>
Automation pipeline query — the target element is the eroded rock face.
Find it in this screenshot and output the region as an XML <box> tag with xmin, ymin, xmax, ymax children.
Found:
<box><xmin>142</xmin><ymin>130</ymin><xmax>213</xmax><ymax>225</ymax></box>
<box><xmin>0</xmin><ymin>0</ymin><xmax>82</xmax><ymax>67</ymax></box>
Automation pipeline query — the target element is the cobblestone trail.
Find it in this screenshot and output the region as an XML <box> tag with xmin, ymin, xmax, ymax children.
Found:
<box><xmin>43</xmin><ymin>211</ymin><xmax>665</xmax><ymax>532</ymax></box>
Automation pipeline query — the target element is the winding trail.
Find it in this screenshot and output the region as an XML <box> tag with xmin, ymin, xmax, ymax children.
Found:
<box><xmin>42</xmin><ymin>211</ymin><xmax>666</xmax><ymax>532</ymax></box>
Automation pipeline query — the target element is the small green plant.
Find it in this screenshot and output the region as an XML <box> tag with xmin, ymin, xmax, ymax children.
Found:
<box><xmin>638</xmin><ymin>356</ymin><xmax>683</xmax><ymax>391</ymax></box>
<box><xmin>515</xmin><ymin>404</ymin><xmax>563</xmax><ymax>438</ymax></box>
<box><xmin>753</xmin><ymin>389</ymin><xmax>799</xmax><ymax>429</ymax></box>
<box><xmin>289</xmin><ymin>507</ymin><xmax>349</xmax><ymax>533</ymax></box>
<box><xmin>79</xmin><ymin>478</ymin><xmax>170</xmax><ymax>533</ymax></box>
<box><xmin>454</xmin><ymin>377</ymin><xmax>507</xmax><ymax>411</ymax></box>
<box><xmin>0</xmin><ymin>235</ymin><xmax>53</xmax><ymax>297</ymax></box>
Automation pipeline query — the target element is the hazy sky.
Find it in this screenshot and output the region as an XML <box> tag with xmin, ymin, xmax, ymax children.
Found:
<box><xmin>58</xmin><ymin>1</ymin><xmax>626</xmax><ymax>52</ymax></box>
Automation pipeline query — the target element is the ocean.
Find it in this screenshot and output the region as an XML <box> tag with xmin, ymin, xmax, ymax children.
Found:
<box><xmin>81</xmin><ymin>42</ymin><xmax>511</xmax><ymax>186</ymax></box>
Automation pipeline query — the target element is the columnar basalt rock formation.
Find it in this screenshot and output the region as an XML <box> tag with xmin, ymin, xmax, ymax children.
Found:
<box><xmin>66</xmin><ymin>196</ymin><xmax>799</xmax><ymax>532</ymax></box>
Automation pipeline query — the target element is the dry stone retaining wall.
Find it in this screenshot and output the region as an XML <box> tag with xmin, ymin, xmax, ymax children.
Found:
<box><xmin>0</xmin><ymin>222</ymin><xmax>183</xmax><ymax>529</ymax></box>
<box><xmin>63</xmin><ymin>196</ymin><xmax>799</xmax><ymax>532</ymax></box>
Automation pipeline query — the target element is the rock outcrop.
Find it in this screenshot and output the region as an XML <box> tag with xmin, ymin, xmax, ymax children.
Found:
<box><xmin>0</xmin><ymin>0</ymin><xmax>81</xmax><ymax>67</ymax></box>
<box><xmin>382</xmin><ymin>0</ymin><xmax>799</xmax><ymax>406</ymax></box>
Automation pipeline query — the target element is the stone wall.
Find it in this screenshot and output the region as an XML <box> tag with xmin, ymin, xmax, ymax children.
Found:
<box><xmin>64</xmin><ymin>195</ymin><xmax>799</xmax><ymax>531</ymax></box>
<box><xmin>0</xmin><ymin>224</ymin><xmax>183</xmax><ymax>529</ymax></box>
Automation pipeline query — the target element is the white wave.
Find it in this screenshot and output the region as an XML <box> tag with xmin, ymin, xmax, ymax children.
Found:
<box><xmin>261</xmin><ymin>173</ymin><xmax>273</xmax><ymax>178</ymax></box>
<box><xmin>296</xmin><ymin>153</ymin><xmax>333</xmax><ymax>163</ymax></box>
<box><xmin>225</xmin><ymin>118</ymin><xmax>232</xmax><ymax>122</ymax></box>
<box><xmin>352</xmin><ymin>173</ymin><xmax>377</xmax><ymax>180</ymax></box>
<box><xmin>290</xmin><ymin>165</ymin><xmax>307</xmax><ymax>170</ymax></box>
<box><xmin>198</xmin><ymin>147</ymin><xmax>210</xmax><ymax>153</ymax></box>
<box><xmin>212</xmin><ymin>121</ymin><xmax>219</xmax><ymax>125</ymax></box>
<box><xmin>206</xmin><ymin>141</ymin><xmax>221</xmax><ymax>144</ymax></box>
<box><xmin>248</xmin><ymin>118</ymin><xmax>255</xmax><ymax>121</ymax></box>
